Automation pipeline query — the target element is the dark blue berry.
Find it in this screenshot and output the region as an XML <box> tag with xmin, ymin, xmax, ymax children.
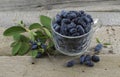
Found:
<box><xmin>54</xmin><ymin>25</ymin><xmax>60</xmax><ymax>32</ymax></box>
<box><xmin>69</xmin><ymin>28</ymin><xmax>77</xmax><ymax>34</ymax></box>
<box><xmin>85</xmin><ymin>61</ymin><xmax>94</xmax><ymax>67</ymax></box>
<box><xmin>84</xmin><ymin>24</ymin><xmax>91</xmax><ymax>33</ymax></box>
<box><xmin>79</xmin><ymin>10</ymin><xmax>85</xmax><ymax>15</ymax></box>
<box><xmin>87</xmin><ymin>15</ymin><xmax>93</xmax><ymax>23</ymax></box>
<box><xmin>76</xmin><ymin>25</ymin><xmax>85</xmax><ymax>35</ymax></box>
<box><xmin>67</xmin><ymin>12</ymin><xmax>77</xmax><ymax>20</ymax></box>
<box><xmin>67</xmin><ymin>22</ymin><xmax>76</xmax><ymax>29</ymax></box>
<box><xmin>60</xmin><ymin>10</ymin><xmax>68</xmax><ymax>18</ymax></box>
<box><xmin>61</xmin><ymin>19</ymin><xmax>71</xmax><ymax>24</ymax></box>
<box><xmin>85</xmin><ymin>55</ymin><xmax>91</xmax><ymax>61</ymax></box>
<box><xmin>80</xmin><ymin>55</ymin><xmax>86</xmax><ymax>64</ymax></box>
<box><xmin>36</xmin><ymin>52</ymin><xmax>42</xmax><ymax>58</ymax></box>
<box><xmin>31</xmin><ymin>45</ymin><xmax>38</xmax><ymax>50</ymax></box>
<box><xmin>77</xmin><ymin>19</ymin><xmax>87</xmax><ymax>28</ymax></box>
<box><xmin>72</xmin><ymin>18</ymin><xmax>78</xmax><ymax>24</ymax></box>
<box><xmin>41</xmin><ymin>44</ymin><xmax>47</xmax><ymax>50</ymax></box>
<box><xmin>94</xmin><ymin>43</ymin><xmax>103</xmax><ymax>52</ymax></box>
<box><xmin>66</xmin><ymin>60</ymin><xmax>75</xmax><ymax>67</ymax></box>
<box><xmin>60</xmin><ymin>25</ymin><xmax>68</xmax><ymax>35</ymax></box>
<box><xmin>92</xmin><ymin>55</ymin><xmax>100</xmax><ymax>62</ymax></box>
<box><xmin>53</xmin><ymin>23</ymin><xmax>59</xmax><ymax>29</ymax></box>
<box><xmin>83</xmin><ymin>16</ymin><xmax>91</xmax><ymax>24</ymax></box>
<box><xmin>55</xmin><ymin>14</ymin><xmax>61</xmax><ymax>23</ymax></box>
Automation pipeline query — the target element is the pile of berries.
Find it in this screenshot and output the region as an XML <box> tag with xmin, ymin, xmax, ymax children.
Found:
<box><xmin>66</xmin><ymin>54</ymin><xmax>100</xmax><ymax>67</ymax></box>
<box><xmin>53</xmin><ymin>10</ymin><xmax>93</xmax><ymax>36</ymax></box>
<box><xmin>30</xmin><ymin>39</ymin><xmax>47</xmax><ymax>58</ymax></box>
<box><xmin>65</xmin><ymin>41</ymin><xmax>105</xmax><ymax>67</ymax></box>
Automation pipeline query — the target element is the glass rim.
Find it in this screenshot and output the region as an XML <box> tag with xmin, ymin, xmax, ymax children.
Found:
<box><xmin>51</xmin><ymin>19</ymin><xmax>94</xmax><ymax>39</ymax></box>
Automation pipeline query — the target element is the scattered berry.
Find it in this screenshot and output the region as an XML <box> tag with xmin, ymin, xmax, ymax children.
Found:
<box><xmin>92</xmin><ymin>55</ymin><xmax>100</xmax><ymax>62</ymax></box>
<box><xmin>80</xmin><ymin>55</ymin><xmax>86</xmax><ymax>64</ymax></box>
<box><xmin>94</xmin><ymin>43</ymin><xmax>103</xmax><ymax>53</ymax></box>
<box><xmin>85</xmin><ymin>61</ymin><xmax>94</xmax><ymax>67</ymax></box>
<box><xmin>85</xmin><ymin>55</ymin><xmax>91</xmax><ymax>61</ymax></box>
<box><xmin>66</xmin><ymin>60</ymin><xmax>75</xmax><ymax>67</ymax></box>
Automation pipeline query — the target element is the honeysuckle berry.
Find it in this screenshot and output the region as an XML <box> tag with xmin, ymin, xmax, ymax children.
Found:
<box><xmin>66</xmin><ymin>60</ymin><xmax>75</xmax><ymax>67</ymax></box>
<box><xmin>92</xmin><ymin>55</ymin><xmax>100</xmax><ymax>62</ymax></box>
<box><xmin>94</xmin><ymin>43</ymin><xmax>103</xmax><ymax>53</ymax></box>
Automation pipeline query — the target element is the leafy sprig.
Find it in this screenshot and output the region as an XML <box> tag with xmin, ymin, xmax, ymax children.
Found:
<box><xmin>3</xmin><ymin>15</ymin><xmax>55</xmax><ymax>58</ymax></box>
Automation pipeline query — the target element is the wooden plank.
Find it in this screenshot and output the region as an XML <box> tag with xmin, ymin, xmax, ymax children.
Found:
<box><xmin>0</xmin><ymin>26</ymin><xmax>120</xmax><ymax>56</ymax></box>
<box><xmin>0</xmin><ymin>0</ymin><xmax>120</xmax><ymax>11</ymax></box>
<box><xmin>0</xmin><ymin>55</ymin><xmax>120</xmax><ymax>77</ymax></box>
<box><xmin>0</xmin><ymin>11</ymin><xmax>119</xmax><ymax>28</ymax></box>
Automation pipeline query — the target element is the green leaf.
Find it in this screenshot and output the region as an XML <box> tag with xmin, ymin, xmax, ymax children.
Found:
<box><xmin>10</xmin><ymin>41</ymin><xmax>17</xmax><ymax>47</ymax></box>
<box><xmin>13</xmin><ymin>34</ymin><xmax>30</xmax><ymax>42</ymax></box>
<box><xmin>3</xmin><ymin>26</ymin><xmax>26</xmax><ymax>36</ymax></box>
<box><xmin>43</xmin><ymin>28</ymin><xmax>52</xmax><ymax>38</ymax></box>
<box><xmin>96</xmin><ymin>38</ymin><xmax>101</xmax><ymax>43</ymax></box>
<box><xmin>103</xmin><ymin>43</ymin><xmax>111</xmax><ymax>45</ymax></box>
<box><xmin>30</xmin><ymin>50</ymin><xmax>38</xmax><ymax>58</ymax></box>
<box><xmin>12</xmin><ymin>42</ymin><xmax>22</xmax><ymax>56</ymax></box>
<box><xmin>20</xmin><ymin>35</ymin><xmax>30</xmax><ymax>42</ymax></box>
<box><xmin>13</xmin><ymin>34</ymin><xmax>21</xmax><ymax>41</ymax></box>
<box><xmin>18</xmin><ymin>42</ymin><xmax>30</xmax><ymax>55</ymax></box>
<box><xmin>29</xmin><ymin>23</ymin><xmax>42</xmax><ymax>30</ymax></box>
<box><xmin>40</xmin><ymin>15</ymin><xmax>51</xmax><ymax>29</ymax></box>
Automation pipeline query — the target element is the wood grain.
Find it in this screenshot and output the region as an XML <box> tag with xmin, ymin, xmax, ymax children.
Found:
<box><xmin>0</xmin><ymin>55</ymin><xmax>120</xmax><ymax>77</ymax></box>
<box><xmin>0</xmin><ymin>0</ymin><xmax>120</xmax><ymax>11</ymax></box>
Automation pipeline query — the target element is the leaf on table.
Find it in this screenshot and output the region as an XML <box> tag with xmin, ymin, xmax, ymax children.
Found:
<box><xmin>103</xmin><ymin>43</ymin><xmax>111</xmax><ymax>45</ymax></box>
<box><xmin>30</xmin><ymin>50</ymin><xmax>38</xmax><ymax>58</ymax></box>
<box><xmin>29</xmin><ymin>23</ymin><xmax>42</xmax><ymax>30</ymax></box>
<box><xmin>96</xmin><ymin>38</ymin><xmax>101</xmax><ymax>43</ymax></box>
<box><xmin>10</xmin><ymin>41</ymin><xmax>18</xmax><ymax>47</ymax></box>
<box><xmin>13</xmin><ymin>34</ymin><xmax>30</xmax><ymax>42</ymax></box>
<box><xmin>40</xmin><ymin>15</ymin><xmax>52</xmax><ymax>30</ymax></box>
<box><xmin>12</xmin><ymin>42</ymin><xmax>22</xmax><ymax>56</ymax></box>
<box><xmin>18</xmin><ymin>42</ymin><xmax>30</xmax><ymax>55</ymax></box>
<box><xmin>3</xmin><ymin>26</ymin><xmax>26</xmax><ymax>36</ymax></box>
<box><xmin>20</xmin><ymin>35</ymin><xmax>30</xmax><ymax>42</ymax></box>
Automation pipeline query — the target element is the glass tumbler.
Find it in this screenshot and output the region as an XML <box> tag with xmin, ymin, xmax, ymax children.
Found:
<box><xmin>51</xmin><ymin>19</ymin><xmax>101</xmax><ymax>56</ymax></box>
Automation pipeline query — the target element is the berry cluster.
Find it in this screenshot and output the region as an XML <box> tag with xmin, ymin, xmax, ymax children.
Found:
<box><xmin>53</xmin><ymin>10</ymin><xmax>93</xmax><ymax>36</ymax></box>
<box><xmin>30</xmin><ymin>39</ymin><xmax>47</xmax><ymax>58</ymax></box>
<box><xmin>80</xmin><ymin>54</ymin><xmax>100</xmax><ymax>67</ymax></box>
<box><xmin>66</xmin><ymin>55</ymin><xmax>100</xmax><ymax>67</ymax></box>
